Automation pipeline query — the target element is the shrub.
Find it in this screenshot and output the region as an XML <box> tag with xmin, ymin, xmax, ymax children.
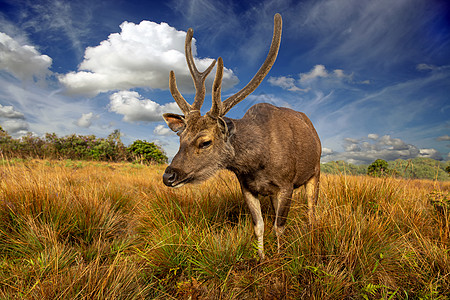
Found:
<box><xmin>367</xmin><ymin>159</ymin><xmax>389</xmax><ymax>177</ymax></box>
<box><xmin>0</xmin><ymin>128</ymin><xmax>165</xmax><ymax>163</ymax></box>
<box><xmin>127</xmin><ymin>140</ymin><xmax>168</xmax><ymax>164</ymax></box>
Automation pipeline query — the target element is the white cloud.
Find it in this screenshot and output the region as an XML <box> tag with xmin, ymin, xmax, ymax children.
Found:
<box><xmin>368</xmin><ymin>133</ymin><xmax>379</xmax><ymax>140</ymax></box>
<box><xmin>344</xmin><ymin>137</ymin><xmax>360</xmax><ymax>144</ymax></box>
<box><xmin>268</xmin><ymin>76</ymin><xmax>309</xmax><ymax>92</ymax></box>
<box><xmin>268</xmin><ymin>76</ymin><xmax>294</xmax><ymax>89</ymax></box>
<box><xmin>321</xmin><ymin>134</ymin><xmax>443</xmax><ymax>164</ymax></box>
<box><xmin>419</xmin><ymin>148</ymin><xmax>442</xmax><ymax>160</ymax></box>
<box><xmin>378</xmin><ymin>135</ymin><xmax>410</xmax><ymax>150</ymax></box>
<box><xmin>333</xmin><ymin>69</ymin><xmax>346</xmax><ymax>78</ymax></box>
<box><xmin>436</xmin><ymin>135</ymin><xmax>450</xmax><ymax>141</ymax></box>
<box><xmin>416</xmin><ymin>63</ymin><xmax>435</xmax><ymax>71</ymax></box>
<box><xmin>59</xmin><ymin>20</ymin><xmax>238</xmax><ymax>96</ymax></box>
<box><xmin>0</xmin><ymin>104</ymin><xmax>24</xmax><ymax>119</ymax></box>
<box><xmin>0</xmin><ymin>119</ymin><xmax>29</xmax><ymax>136</ymax></box>
<box><xmin>299</xmin><ymin>65</ymin><xmax>353</xmax><ymax>83</ymax></box>
<box><xmin>0</xmin><ymin>75</ymin><xmax>103</xmax><ymax>138</ymax></box>
<box><xmin>322</xmin><ymin>147</ymin><xmax>334</xmax><ymax>156</ymax></box>
<box><xmin>109</xmin><ymin>90</ymin><xmax>181</xmax><ymax>123</ymax></box>
<box><xmin>299</xmin><ymin>65</ymin><xmax>329</xmax><ymax>82</ymax></box>
<box><xmin>244</xmin><ymin>93</ymin><xmax>292</xmax><ymax>111</ymax></box>
<box><xmin>416</xmin><ymin>64</ymin><xmax>450</xmax><ymax>72</ymax></box>
<box><xmin>270</xmin><ymin>65</ymin><xmax>354</xmax><ymax>93</ymax></box>
<box><xmin>0</xmin><ymin>103</ymin><xmax>28</xmax><ymax>137</ymax></box>
<box><xmin>154</xmin><ymin>124</ymin><xmax>175</xmax><ymax>136</ymax></box>
<box><xmin>75</xmin><ymin>112</ymin><xmax>98</xmax><ymax>128</ymax></box>
<box><xmin>0</xmin><ymin>32</ymin><xmax>52</xmax><ymax>80</ymax></box>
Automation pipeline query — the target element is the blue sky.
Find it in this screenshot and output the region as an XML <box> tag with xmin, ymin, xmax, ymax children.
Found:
<box><xmin>0</xmin><ymin>0</ymin><xmax>449</xmax><ymax>164</ymax></box>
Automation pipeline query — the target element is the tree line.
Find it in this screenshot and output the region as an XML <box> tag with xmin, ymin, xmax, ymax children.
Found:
<box><xmin>321</xmin><ymin>158</ymin><xmax>450</xmax><ymax>181</ymax></box>
<box><xmin>0</xmin><ymin>126</ymin><xmax>167</xmax><ymax>164</ymax></box>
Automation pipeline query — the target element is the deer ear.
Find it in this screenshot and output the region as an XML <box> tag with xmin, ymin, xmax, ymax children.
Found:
<box><xmin>163</xmin><ymin>113</ymin><xmax>186</xmax><ymax>133</ymax></box>
<box><xmin>217</xmin><ymin>117</ymin><xmax>235</xmax><ymax>140</ymax></box>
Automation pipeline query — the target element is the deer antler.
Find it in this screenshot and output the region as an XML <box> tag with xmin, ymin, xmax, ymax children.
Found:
<box><xmin>169</xmin><ymin>28</ymin><xmax>216</xmax><ymax>116</ymax></box>
<box><xmin>209</xmin><ymin>13</ymin><xmax>282</xmax><ymax>118</ymax></box>
<box><xmin>208</xmin><ymin>57</ymin><xmax>224</xmax><ymax>118</ymax></box>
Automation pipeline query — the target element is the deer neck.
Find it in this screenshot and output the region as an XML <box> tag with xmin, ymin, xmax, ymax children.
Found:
<box><xmin>225</xmin><ymin>117</ymin><xmax>267</xmax><ymax>175</ymax></box>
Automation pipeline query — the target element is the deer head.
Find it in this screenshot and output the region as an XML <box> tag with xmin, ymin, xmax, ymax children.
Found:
<box><xmin>163</xmin><ymin>14</ymin><xmax>282</xmax><ymax>187</ymax></box>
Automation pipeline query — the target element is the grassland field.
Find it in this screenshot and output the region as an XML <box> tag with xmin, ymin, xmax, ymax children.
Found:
<box><xmin>0</xmin><ymin>159</ymin><xmax>449</xmax><ymax>299</ymax></box>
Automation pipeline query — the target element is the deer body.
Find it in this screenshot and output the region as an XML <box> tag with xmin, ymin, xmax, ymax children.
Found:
<box><xmin>227</xmin><ymin>103</ymin><xmax>320</xmax><ymax>194</ymax></box>
<box><xmin>162</xmin><ymin>14</ymin><xmax>321</xmax><ymax>259</ymax></box>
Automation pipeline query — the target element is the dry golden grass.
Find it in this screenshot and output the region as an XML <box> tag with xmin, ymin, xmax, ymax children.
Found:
<box><xmin>0</xmin><ymin>159</ymin><xmax>449</xmax><ymax>299</ymax></box>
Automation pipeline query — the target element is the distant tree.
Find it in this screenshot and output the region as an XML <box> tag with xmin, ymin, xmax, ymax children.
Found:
<box><xmin>0</xmin><ymin>126</ymin><xmax>7</xmax><ymax>136</ymax></box>
<box><xmin>446</xmin><ymin>165</ymin><xmax>450</xmax><ymax>175</ymax></box>
<box><xmin>127</xmin><ymin>140</ymin><xmax>168</xmax><ymax>164</ymax></box>
<box><xmin>0</xmin><ymin>126</ymin><xmax>14</xmax><ymax>157</ymax></box>
<box><xmin>368</xmin><ymin>159</ymin><xmax>389</xmax><ymax>177</ymax></box>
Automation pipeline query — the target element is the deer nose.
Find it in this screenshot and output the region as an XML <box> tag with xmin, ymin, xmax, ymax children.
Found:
<box><xmin>163</xmin><ymin>168</ymin><xmax>177</xmax><ymax>186</ymax></box>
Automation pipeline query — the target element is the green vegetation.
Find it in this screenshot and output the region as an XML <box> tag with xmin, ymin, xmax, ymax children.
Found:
<box><xmin>367</xmin><ymin>159</ymin><xmax>390</xmax><ymax>177</ymax></box>
<box><xmin>128</xmin><ymin>140</ymin><xmax>168</xmax><ymax>164</ymax></box>
<box><xmin>320</xmin><ymin>160</ymin><xmax>367</xmax><ymax>176</ymax></box>
<box><xmin>391</xmin><ymin>158</ymin><xmax>449</xmax><ymax>181</ymax></box>
<box><xmin>0</xmin><ymin>159</ymin><xmax>449</xmax><ymax>298</ymax></box>
<box><xmin>0</xmin><ymin>128</ymin><xmax>167</xmax><ymax>164</ymax></box>
<box><xmin>322</xmin><ymin>158</ymin><xmax>449</xmax><ymax>181</ymax></box>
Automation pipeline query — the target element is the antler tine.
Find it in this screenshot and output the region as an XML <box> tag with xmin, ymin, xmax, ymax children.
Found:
<box><xmin>185</xmin><ymin>28</ymin><xmax>216</xmax><ymax>111</ymax></box>
<box><xmin>169</xmin><ymin>70</ymin><xmax>191</xmax><ymax>115</ymax></box>
<box><xmin>208</xmin><ymin>57</ymin><xmax>224</xmax><ymax>118</ymax></box>
<box><xmin>221</xmin><ymin>13</ymin><xmax>282</xmax><ymax>116</ymax></box>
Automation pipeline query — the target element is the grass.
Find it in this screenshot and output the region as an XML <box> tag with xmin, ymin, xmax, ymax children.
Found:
<box><xmin>0</xmin><ymin>158</ymin><xmax>449</xmax><ymax>299</ymax></box>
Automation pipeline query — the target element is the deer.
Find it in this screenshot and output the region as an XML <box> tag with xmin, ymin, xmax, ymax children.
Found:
<box><xmin>162</xmin><ymin>14</ymin><xmax>321</xmax><ymax>260</ymax></box>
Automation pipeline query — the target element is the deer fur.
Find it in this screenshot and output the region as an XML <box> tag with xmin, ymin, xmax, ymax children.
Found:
<box><xmin>162</xmin><ymin>14</ymin><xmax>321</xmax><ymax>259</ymax></box>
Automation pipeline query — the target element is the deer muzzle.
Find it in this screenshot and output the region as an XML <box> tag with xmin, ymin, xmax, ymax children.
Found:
<box><xmin>163</xmin><ymin>166</ymin><xmax>191</xmax><ymax>188</ymax></box>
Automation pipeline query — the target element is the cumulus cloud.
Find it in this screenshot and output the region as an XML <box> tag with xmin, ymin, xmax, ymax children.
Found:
<box><xmin>368</xmin><ymin>133</ymin><xmax>379</xmax><ymax>140</ymax></box>
<box><xmin>109</xmin><ymin>90</ymin><xmax>181</xmax><ymax>123</ymax></box>
<box><xmin>1</xmin><ymin>119</ymin><xmax>29</xmax><ymax>136</ymax></box>
<box><xmin>268</xmin><ymin>76</ymin><xmax>309</xmax><ymax>92</ymax></box>
<box><xmin>321</xmin><ymin>134</ymin><xmax>443</xmax><ymax>164</ymax></box>
<box><xmin>322</xmin><ymin>147</ymin><xmax>334</xmax><ymax>156</ymax></box>
<box><xmin>0</xmin><ymin>32</ymin><xmax>52</xmax><ymax>80</ymax></box>
<box><xmin>0</xmin><ymin>104</ymin><xmax>25</xmax><ymax>119</ymax></box>
<box><xmin>419</xmin><ymin>148</ymin><xmax>442</xmax><ymax>160</ymax></box>
<box><xmin>59</xmin><ymin>20</ymin><xmax>238</xmax><ymax>96</ymax></box>
<box><xmin>299</xmin><ymin>65</ymin><xmax>329</xmax><ymax>82</ymax></box>
<box><xmin>269</xmin><ymin>64</ymin><xmax>355</xmax><ymax>93</ymax></box>
<box><xmin>436</xmin><ymin>135</ymin><xmax>450</xmax><ymax>141</ymax></box>
<box><xmin>0</xmin><ymin>104</ymin><xmax>29</xmax><ymax>136</ymax></box>
<box><xmin>153</xmin><ymin>124</ymin><xmax>175</xmax><ymax>136</ymax></box>
<box><xmin>75</xmin><ymin>112</ymin><xmax>98</xmax><ymax>128</ymax></box>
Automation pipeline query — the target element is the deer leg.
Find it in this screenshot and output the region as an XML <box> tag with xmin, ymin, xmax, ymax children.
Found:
<box><xmin>242</xmin><ymin>187</ymin><xmax>265</xmax><ymax>260</ymax></box>
<box><xmin>305</xmin><ymin>172</ymin><xmax>320</xmax><ymax>225</ymax></box>
<box><xmin>272</xmin><ymin>187</ymin><xmax>293</xmax><ymax>253</ymax></box>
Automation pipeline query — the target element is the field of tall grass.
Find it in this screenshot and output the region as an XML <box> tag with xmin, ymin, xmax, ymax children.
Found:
<box><xmin>0</xmin><ymin>159</ymin><xmax>449</xmax><ymax>299</ymax></box>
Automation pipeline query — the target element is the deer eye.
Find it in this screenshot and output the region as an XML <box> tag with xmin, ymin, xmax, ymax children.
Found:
<box><xmin>198</xmin><ymin>140</ymin><xmax>212</xmax><ymax>149</ymax></box>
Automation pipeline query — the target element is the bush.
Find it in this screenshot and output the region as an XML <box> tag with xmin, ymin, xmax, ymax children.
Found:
<box><xmin>0</xmin><ymin>128</ymin><xmax>166</xmax><ymax>164</ymax></box>
<box><xmin>367</xmin><ymin>159</ymin><xmax>389</xmax><ymax>177</ymax></box>
<box><xmin>127</xmin><ymin>140</ymin><xmax>168</xmax><ymax>164</ymax></box>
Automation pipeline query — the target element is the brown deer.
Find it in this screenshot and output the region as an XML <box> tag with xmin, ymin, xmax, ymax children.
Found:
<box><xmin>162</xmin><ymin>14</ymin><xmax>321</xmax><ymax>259</ymax></box>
